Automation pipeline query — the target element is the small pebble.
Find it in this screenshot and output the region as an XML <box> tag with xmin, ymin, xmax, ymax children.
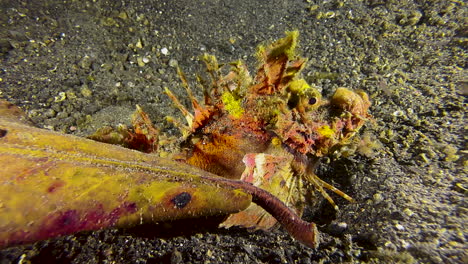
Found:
<box><xmin>137</xmin><ymin>57</ymin><xmax>145</xmax><ymax>67</ymax></box>
<box><xmin>54</xmin><ymin>92</ymin><xmax>66</xmax><ymax>102</ymax></box>
<box><xmin>401</xmin><ymin>240</ymin><xmax>411</xmax><ymax>249</ymax></box>
<box><xmin>135</xmin><ymin>39</ymin><xmax>143</xmax><ymax>49</ymax></box>
<box><xmin>392</xmin><ymin>110</ymin><xmax>404</xmax><ymax>117</ymax></box>
<box><xmin>384</xmin><ymin>240</ymin><xmax>397</xmax><ymax>251</ymax></box>
<box><xmin>403</xmin><ymin>208</ymin><xmax>414</xmax><ymax>217</ymax></box>
<box><xmin>170</xmin><ymin>249</ymin><xmax>183</xmax><ymax>264</ymax></box>
<box><xmin>169</xmin><ymin>59</ymin><xmax>178</xmax><ymax>67</ymax></box>
<box><xmin>373</xmin><ymin>193</ymin><xmax>384</xmax><ymax>203</ymax></box>
<box><xmin>44</xmin><ymin>108</ymin><xmax>56</xmax><ymax>118</ymax></box>
<box><xmin>328</xmin><ymin>221</ymin><xmax>348</xmax><ymax>236</ymax></box>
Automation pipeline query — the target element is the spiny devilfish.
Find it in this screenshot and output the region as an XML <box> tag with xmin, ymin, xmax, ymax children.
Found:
<box><xmin>163</xmin><ymin>30</ymin><xmax>370</xmax><ymax>225</ymax></box>
<box><xmin>91</xmin><ymin>31</ymin><xmax>371</xmax><ymax>247</ymax></box>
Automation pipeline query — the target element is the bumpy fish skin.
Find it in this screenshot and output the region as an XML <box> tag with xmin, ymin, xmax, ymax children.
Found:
<box><xmin>164</xmin><ymin>31</ymin><xmax>371</xmax><ymax>228</ymax></box>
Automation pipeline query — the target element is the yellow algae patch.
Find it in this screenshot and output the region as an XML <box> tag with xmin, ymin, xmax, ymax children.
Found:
<box><xmin>317</xmin><ymin>125</ymin><xmax>335</xmax><ymax>138</ymax></box>
<box><xmin>221</xmin><ymin>91</ymin><xmax>244</xmax><ymax>118</ymax></box>
<box><xmin>289</xmin><ymin>79</ymin><xmax>310</xmax><ymax>94</ymax></box>
<box><xmin>257</xmin><ymin>30</ymin><xmax>299</xmax><ymax>60</ymax></box>
<box><xmin>271</xmin><ymin>137</ymin><xmax>282</xmax><ymax>146</ymax></box>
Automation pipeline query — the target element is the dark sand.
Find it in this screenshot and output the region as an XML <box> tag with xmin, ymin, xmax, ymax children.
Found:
<box><xmin>0</xmin><ymin>0</ymin><xmax>466</xmax><ymax>263</ymax></box>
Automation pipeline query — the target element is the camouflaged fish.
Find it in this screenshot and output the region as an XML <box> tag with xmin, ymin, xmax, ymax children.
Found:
<box><xmin>162</xmin><ymin>31</ymin><xmax>370</xmax><ymax>228</ymax></box>
<box><xmin>91</xmin><ymin>31</ymin><xmax>371</xmax><ymax>238</ymax></box>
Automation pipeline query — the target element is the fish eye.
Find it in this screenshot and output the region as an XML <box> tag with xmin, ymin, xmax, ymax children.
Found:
<box><xmin>308</xmin><ymin>97</ymin><xmax>317</xmax><ymax>105</ymax></box>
